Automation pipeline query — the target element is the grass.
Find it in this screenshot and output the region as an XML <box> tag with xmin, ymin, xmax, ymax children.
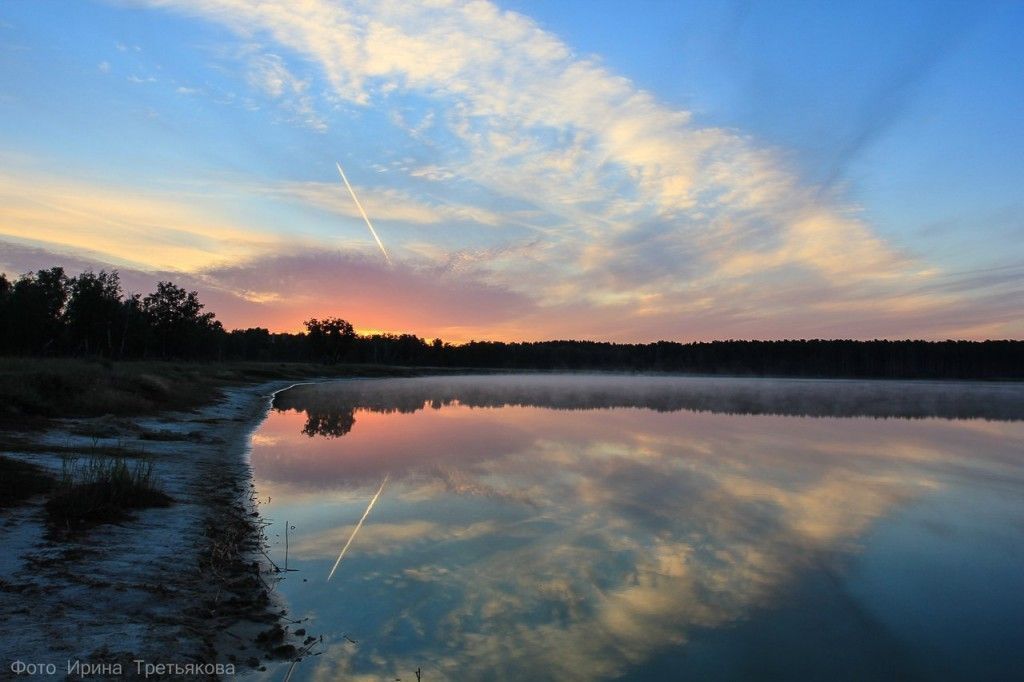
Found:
<box><xmin>45</xmin><ymin>456</ymin><xmax>173</xmax><ymax>529</ymax></box>
<box><xmin>0</xmin><ymin>455</ymin><xmax>55</xmax><ymax>508</ymax></box>
<box><xmin>0</xmin><ymin>433</ymin><xmax>150</xmax><ymax>460</ymax></box>
<box><xmin>0</xmin><ymin>357</ymin><xmax>429</xmax><ymax>428</ymax></box>
<box><xmin>138</xmin><ymin>428</ymin><xmax>200</xmax><ymax>442</ymax></box>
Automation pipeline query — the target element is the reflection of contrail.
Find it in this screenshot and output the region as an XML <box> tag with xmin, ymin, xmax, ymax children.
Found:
<box><xmin>327</xmin><ymin>475</ymin><xmax>389</xmax><ymax>581</ymax></box>
<box><xmin>336</xmin><ymin>161</ymin><xmax>392</xmax><ymax>265</ymax></box>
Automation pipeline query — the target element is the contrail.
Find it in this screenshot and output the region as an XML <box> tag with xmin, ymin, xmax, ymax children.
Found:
<box><xmin>327</xmin><ymin>474</ymin><xmax>389</xmax><ymax>581</ymax></box>
<box><xmin>336</xmin><ymin>161</ymin><xmax>392</xmax><ymax>265</ymax></box>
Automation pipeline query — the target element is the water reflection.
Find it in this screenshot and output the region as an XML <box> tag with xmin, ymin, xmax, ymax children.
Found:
<box><xmin>251</xmin><ymin>376</ymin><xmax>1024</xmax><ymax>681</ymax></box>
<box><xmin>275</xmin><ymin>375</ymin><xmax>1024</xmax><ymax>435</ymax></box>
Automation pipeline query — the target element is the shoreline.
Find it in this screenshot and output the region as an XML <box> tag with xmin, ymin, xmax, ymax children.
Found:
<box><xmin>0</xmin><ymin>380</ymin><xmax>306</xmax><ymax>677</ymax></box>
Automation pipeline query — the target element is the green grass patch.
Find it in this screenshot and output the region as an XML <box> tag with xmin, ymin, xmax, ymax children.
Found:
<box><xmin>46</xmin><ymin>457</ymin><xmax>172</xmax><ymax>529</ymax></box>
<box><xmin>0</xmin><ymin>455</ymin><xmax>55</xmax><ymax>508</ymax></box>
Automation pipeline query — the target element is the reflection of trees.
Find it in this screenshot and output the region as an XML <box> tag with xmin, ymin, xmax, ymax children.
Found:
<box><xmin>275</xmin><ymin>388</ymin><xmax>460</xmax><ymax>439</ymax></box>
<box><xmin>272</xmin><ymin>375</ymin><xmax>1024</xmax><ymax>423</ymax></box>
<box><xmin>291</xmin><ymin>407</ymin><xmax>356</xmax><ymax>438</ymax></box>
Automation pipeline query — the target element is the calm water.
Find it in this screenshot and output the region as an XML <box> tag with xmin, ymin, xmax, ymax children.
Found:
<box><xmin>249</xmin><ymin>376</ymin><xmax>1024</xmax><ymax>681</ymax></box>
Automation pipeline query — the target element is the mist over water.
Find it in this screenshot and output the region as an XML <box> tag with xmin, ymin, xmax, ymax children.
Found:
<box><xmin>252</xmin><ymin>375</ymin><xmax>1024</xmax><ymax>681</ymax></box>
<box><xmin>274</xmin><ymin>374</ymin><xmax>1024</xmax><ymax>423</ymax></box>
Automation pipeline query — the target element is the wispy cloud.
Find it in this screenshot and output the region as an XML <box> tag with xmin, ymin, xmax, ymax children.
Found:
<box><xmin>818</xmin><ymin>11</ymin><xmax>980</xmax><ymax>187</ymax></box>
<box><xmin>245</xmin><ymin>50</ymin><xmax>327</xmax><ymax>131</ymax></box>
<box><xmin>260</xmin><ymin>179</ymin><xmax>503</xmax><ymax>227</ymax></box>
<box><xmin>7</xmin><ymin>0</ymin><xmax>1016</xmax><ymax>340</ymax></box>
<box><xmin>0</xmin><ymin>171</ymin><xmax>288</xmax><ymax>271</ymax></box>
<box><xmin>131</xmin><ymin>1</ymin><xmax>950</xmax><ymax>323</ymax></box>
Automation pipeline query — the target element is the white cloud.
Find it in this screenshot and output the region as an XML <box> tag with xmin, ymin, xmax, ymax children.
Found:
<box><xmin>142</xmin><ymin>4</ymin><xmax>890</xmax><ymax>245</ymax></box>
<box><xmin>116</xmin><ymin>0</ymin><xmax>1005</xmax><ymax>337</ymax></box>
<box><xmin>254</xmin><ymin>179</ymin><xmax>504</xmax><ymax>227</ymax></box>
<box><xmin>245</xmin><ymin>50</ymin><xmax>327</xmax><ymax>131</ymax></box>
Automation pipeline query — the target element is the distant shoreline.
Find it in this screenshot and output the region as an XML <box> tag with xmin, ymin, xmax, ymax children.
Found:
<box><xmin>277</xmin><ymin>373</ymin><xmax>1024</xmax><ymax>424</ymax></box>
<box><xmin>2</xmin><ymin>266</ymin><xmax>1021</xmax><ymax>380</ymax></box>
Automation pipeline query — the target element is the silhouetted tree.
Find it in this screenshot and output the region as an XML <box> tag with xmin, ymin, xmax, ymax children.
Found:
<box><xmin>66</xmin><ymin>270</ymin><xmax>123</xmax><ymax>356</ymax></box>
<box><xmin>227</xmin><ymin>327</ymin><xmax>275</xmax><ymax>361</ymax></box>
<box><xmin>7</xmin><ymin>267</ymin><xmax>69</xmax><ymax>354</ymax></box>
<box><xmin>143</xmin><ymin>281</ymin><xmax>220</xmax><ymax>358</ymax></box>
<box><xmin>115</xmin><ymin>293</ymin><xmax>145</xmax><ymax>359</ymax></box>
<box><xmin>304</xmin><ymin>317</ymin><xmax>355</xmax><ymax>363</ymax></box>
<box><xmin>0</xmin><ymin>273</ymin><xmax>11</xmax><ymax>354</ymax></box>
<box><xmin>0</xmin><ymin>262</ymin><xmax>1021</xmax><ymax>378</ymax></box>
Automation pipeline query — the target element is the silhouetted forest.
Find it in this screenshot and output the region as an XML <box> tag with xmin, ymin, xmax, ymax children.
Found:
<box><xmin>1</xmin><ymin>266</ymin><xmax>1021</xmax><ymax>379</ymax></box>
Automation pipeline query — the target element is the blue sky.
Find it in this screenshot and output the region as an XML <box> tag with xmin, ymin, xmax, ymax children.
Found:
<box><xmin>0</xmin><ymin>0</ymin><xmax>1021</xmax><ymax>340</ymax></box>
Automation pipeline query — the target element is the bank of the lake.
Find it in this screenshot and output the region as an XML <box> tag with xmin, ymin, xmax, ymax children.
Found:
<box><xmin>0</xmin><ymin>360</ymin><xmax>450</xmax><ymax>677</ymax></box>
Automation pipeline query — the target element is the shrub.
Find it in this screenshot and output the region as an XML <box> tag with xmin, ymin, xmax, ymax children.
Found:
<box><xmin>46</xmin><ymin>456</ymin><xmax>172</xmax><ymax>529</ymax></box>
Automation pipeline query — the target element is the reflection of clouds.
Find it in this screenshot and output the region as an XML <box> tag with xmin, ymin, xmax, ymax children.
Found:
<box><xmin>293</xmin><ymin>521</ymin><xmax>436</xmax><ymax>558</ymax></box>
<box><xmin>715</xmin><ymin>471</ymin><xmax>936</xmax><ymax>545</ymax></box>
<box><xmin>402</xmin><ymin>564</ymin><xmax>452</xmax><ymax>583</ymax></box>
<box><xmin>428</xmin><ymin>466</ymin><xmax>539</xmax><ymax>508</ymax></box>
<box><xmin>251</xmin><ymin>378</ymin><xmax>1024</xmax><ymax>680</ymax></box>
<box><xmin>249</xmin><ymin>433</ymin><xmax>281</xmax><ymax>446</ymax></box>
<box><xmin>388</xmin><ymin>452</ymin><xmax>938</xmax><ymax>679</ymax></box>
<box><xmin>292</xmin><ymin>520</ymin><xmax>501</xmax><ymax>559</ymax></box>
<box><xmin>307</xmin><ymin>645</ymin><xmax>366</xmax><ymax>682</ymax></box>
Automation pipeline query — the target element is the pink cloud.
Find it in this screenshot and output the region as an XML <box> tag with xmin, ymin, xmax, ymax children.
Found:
<box><xmin>2</xmin><ymin>241</ymin><xmax>1019</xmax><ymax>342</ymax></box>
<box><xmin>200</xmin><ymin>249</ymin><xmax>534</xmax><ymax>336</ymax></box>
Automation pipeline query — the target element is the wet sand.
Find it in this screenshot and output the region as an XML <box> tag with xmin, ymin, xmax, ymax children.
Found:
<box><xmin>0</xmin><ymin>381</ymin><xmax>303</xmax><ymax>677</ymax></box>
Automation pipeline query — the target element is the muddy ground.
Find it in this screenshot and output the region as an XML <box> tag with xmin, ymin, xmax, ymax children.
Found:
<box><xmin>0</xmin><ymin>382</ymin><xmax>309</xmax><ymax>679</ymax></box>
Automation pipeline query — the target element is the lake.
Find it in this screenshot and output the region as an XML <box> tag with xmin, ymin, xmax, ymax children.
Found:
<box><xmin>249</xmin><ymin>375</ymin><xmax>1024</xmax><ymax>681</ymax></box>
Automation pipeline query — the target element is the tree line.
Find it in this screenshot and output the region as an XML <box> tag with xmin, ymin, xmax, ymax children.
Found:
<box><xmin>1</xmin><ymin>266</ymin><xmax>1021</xmax><ymax>378</ymax></box>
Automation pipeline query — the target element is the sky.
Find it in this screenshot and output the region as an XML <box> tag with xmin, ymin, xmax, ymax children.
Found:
<box><xmin>0</xmin><ymin>0</ymin><xmax>1021</xmax><ymax>342</ymax></box>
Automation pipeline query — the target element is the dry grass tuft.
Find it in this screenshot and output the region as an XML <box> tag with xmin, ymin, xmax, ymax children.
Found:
<box><xmin>46</xmin><ymin>457</ymin><xmax>172</xmax><ymax>529</ymax></box>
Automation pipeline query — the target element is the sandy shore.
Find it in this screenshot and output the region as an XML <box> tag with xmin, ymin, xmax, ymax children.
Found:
<box><xmin>0</xmin><ymin>381</ymin><xmax>303</xmax><ymax>678</ymax></box>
